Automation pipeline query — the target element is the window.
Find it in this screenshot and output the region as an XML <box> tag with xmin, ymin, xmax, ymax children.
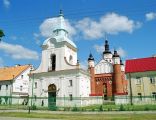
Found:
<box><xmin>152</xmin><ymin>92</ymin><xmax>156</xmax><ymax>100</ymax></box>
<box><xmin>138</xmin><ymin>93</ymin><xmax>142</xmax><ymax>101</ymax></box>
<box><xmin>50</xmin><ymin>54</ymin><xmax>56</xmax><ymax>71</ymax></box>
<box><xmin>150</xmin><ymin>77</ymin><xmax>155</xmax><ymax>84</ymax></box>
<box><xmin>69</xmin><ymin>94</ymin><xmax>73</xmax><ymax>101</ymax></box>
<box><xmin>35</xmin><ymin>82</ymin><xmax>37</xmax><ymax>89</ymax></box>
<box><xmin>21</xmin><ymin>75</ymin><xmax>23</xmax><ymax>79</ymax></box>
<box><xmin>0</xmin><ymin>85</ymin><xmax>1</xmax><ymax>91</ymax></box>
<box><xmin>69</xmin><ymin>55</ymin><xmax>73</xmax><ymax>64</ymax></box>
<box><xmin>6</xmin><ymin>85</ymin><xmax>8</xmax><ymax>90</ymax></box>
<box><xmin>69</xmin><ymin>80</ymin><xmax>72</xmax><ymax>86</ymax></box>
<box><xmin>136</xmin><ymin>77</ymin><xmax>141</xmax><ymax>84</ymax></box>
<box><xmin>20</xmin><ymin>86</ymin><xmax>23</xmax><ymax>91</ymax></box>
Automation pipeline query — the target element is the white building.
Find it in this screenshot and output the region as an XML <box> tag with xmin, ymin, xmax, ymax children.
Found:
<box><xmin>0</xmin><ymin>64</ymin><xmax>32</xmax><ymax>105</ymax></box>
<box><xmin>29</xmin><ymin>10</ymin><xmax>91</xmax><ymax>109</ymax></box>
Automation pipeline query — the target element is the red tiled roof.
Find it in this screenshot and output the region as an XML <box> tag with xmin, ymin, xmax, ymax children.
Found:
<box><xmin>125</xmin><ymin>57</ymin><xmax>156</xmax><ymax>73</ymax></box>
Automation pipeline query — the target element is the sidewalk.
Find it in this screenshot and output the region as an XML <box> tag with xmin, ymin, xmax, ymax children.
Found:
<box><xmin>1</xmin><ymin>109</ymin><xmax>156</xmax><ymax>114</ymax></box>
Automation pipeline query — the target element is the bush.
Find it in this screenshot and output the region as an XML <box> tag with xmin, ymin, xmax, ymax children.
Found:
<box><xmin>99</xmin><ymin>105</ymin><xmax>103</xmax><ymax>111</ymax></box>
<box><xmin>31</xmin><ymin>104</ymin><xmax>37</xmax><ymax>110</ymax></box>
<box><xmin>119</xmin><ymin>104</ymin><xmax>125</xmax><ymax>111</ymax></box>
<box><xmin>72</xmin><ymin>106</ymin><xmax>79</xmax><ymax>111</ymax></box>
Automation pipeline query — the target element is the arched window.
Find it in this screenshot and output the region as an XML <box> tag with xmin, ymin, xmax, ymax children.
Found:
<box><xmin>50</xmin><ymin>54</ymin><xmax>56</xmax><ymax>71</ymax></box>
<box><xmin>69</xmin><ymin>55</ymin><xmax>73</xmax><ymax>64</ymax></box>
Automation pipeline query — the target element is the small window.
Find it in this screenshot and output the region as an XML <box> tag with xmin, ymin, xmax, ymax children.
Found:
<box><xmin>150</xmin><ymin>77</ymin><xmax>155</xmax><ymax>84</ymax></box>
<box><xmin>138</xmin><ymin>93</ymin><xmax>142</xmax><ymax>101</ymax></box>
<box><xmin>69</xmin><ymin>80</ymin><xmax>72</xmax><ymax>86</ymax></box>
<box><xmin>152</xmin><ymin>92</ymin><xmax>156</xmax><ymax>100</ymax></box>
<box><xmin>69</xmin><ymin>94</ymin><xmax>73</xmax><ymax>101</ymax></box>
<box><xmin>0</xmin><ymin>85</ymin><xmax>1</xmax><ymax>90</ymax></box>
<box><xmin>20</xmin><ymin>86</ymin><xmax>23</xmax><ymax>91</ymax></box>
<box><xmin>136</xmin><ymin>77</ymin><xmax>141</xmax><ymax>84</ymax></box>
<box><xmin>35</xmin><ymin>82</ymin><xmax>37</xmax><ymax>89</ymax></box>
<box><xmin>21</xmin><ymin>75</ymin><xmax>23</xmax><ymax>79</ymax></box>
<box><xmin>6</xmin><ymin>85</ymin><xmax>8</xmax><ymax>90</ymax></box>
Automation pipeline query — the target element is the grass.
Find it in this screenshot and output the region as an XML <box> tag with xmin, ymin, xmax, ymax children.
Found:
<box><xmin>0</xmin><ymin>112</ymin><xmax>156</xmax><ymax>120</ymax></box>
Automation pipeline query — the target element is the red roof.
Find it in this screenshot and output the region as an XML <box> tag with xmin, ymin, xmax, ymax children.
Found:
<box><xmin>125</xmin><ymin>57</ymin><xmax>156</xmax><ymax>73</ymax></box>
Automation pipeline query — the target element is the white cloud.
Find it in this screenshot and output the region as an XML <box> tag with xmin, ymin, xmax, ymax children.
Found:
<box><xmin>39</xmin><ymin>17</ymin><xmax>76</xmax><ymax>38</ymax></box>
<box><xmin>33</xmin><ymin>33</ymin><xmax>41</xmax><ymax>45</ymax></box>
<box><xmin>146</xmin><ymin>12</ymin><xmax>156</xmax><ymax>21</ymax></box>
<box><xmin>0</xmin><ymin>42</ymin><xmax>39</xmax><ymax>60</ymax></box>
<box><xmin>93</xmin><ymin>44</ymin><xmax>104</xmax><ymax>53</ymax></box>
<box><xmin>117</xmin><ymin>47</ymin><xmax>127</xmax><ymax>58</ymax></box>
<box><xmin>76</xmin><ymin>13</ymin><xmax>141</xmax><ymax>40</ymax></box>
<box><xmin>0</xmin><ymin>57</ymin><xmax>4</xmax><ymax>67</ymax></box>
<box><xmin>3</xmin><ymin>0</ymin><xmax>10</xmax><ymax>8</ymax></box>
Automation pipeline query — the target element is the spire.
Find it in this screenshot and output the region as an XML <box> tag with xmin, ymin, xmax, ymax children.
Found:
<box><xmin>103</xmin><ymin>40</ymin><xmax>111</xmax><ymax>54</ymax></box>
<box><xmin>88</xmin><ymin>53</ymin><xmax>94</xmax><ymax>61</ymax></box>
<box><xmin>59</xmin><ymin>9</ymin><xmax>64</xmax><ymax>17</ymax></box>
<box><xmin>113</xmin><ymin>50</ymin><xmax>120</xmax><ymax>57</ymax></box>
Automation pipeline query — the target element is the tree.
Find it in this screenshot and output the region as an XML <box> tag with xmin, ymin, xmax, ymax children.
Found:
<box><xmin>0</xmin><ymin>29</ymin><xmax>5</xmax><ymax>42</ymax></box>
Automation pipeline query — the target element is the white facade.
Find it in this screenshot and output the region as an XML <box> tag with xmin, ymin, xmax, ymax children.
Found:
<box><xmin>29</xmin><ymin>12</ymin><xmax>91</xmax><ymax>107</ymax></box>
<box><xmin>0</xmin><ymin>65</ymin><xmax>32</xmax><ymax>105</ymax></box>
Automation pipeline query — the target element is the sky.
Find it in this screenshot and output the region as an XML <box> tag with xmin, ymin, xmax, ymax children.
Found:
<box><xmin>0</xmin><ymin>0</ymin><xmax>156</xmax><ymax>69</ymax></box>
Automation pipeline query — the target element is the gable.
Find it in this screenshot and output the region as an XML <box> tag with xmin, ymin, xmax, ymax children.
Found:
<box><xmin>95</xmin><ymin>59</ymin><xmax>113</xmax><ymax>74</ymax></box>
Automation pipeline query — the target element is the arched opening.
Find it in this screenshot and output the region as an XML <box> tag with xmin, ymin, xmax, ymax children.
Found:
<box><xmin>50</xmin><ymin>54</ymin><xmax>56</xmax><ymax>71</ymax></box>
<box><xmin>48</xmin><ymin>84</ymin><xmax>56</xmax><ymax>110</ymax></box>
<box><xmin>69</xmin><ymin>55</ymin><xmax>73</xmax><ymax>64</ymax></box>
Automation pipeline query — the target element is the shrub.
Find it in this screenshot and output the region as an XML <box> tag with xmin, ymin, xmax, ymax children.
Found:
<box><xmin>119</xmin><ymin>104</ymin><xmax>125</xmax><ymax>111</ymax></box>
<box><xmin>72</xmin><ymin>106</ymin><xmax>79</xmax><ymax>111</ymax></box>
<box><xmin>99</xmin><ymin>105</ymin><xmax>103</xmax><ymax>111</ymax></box>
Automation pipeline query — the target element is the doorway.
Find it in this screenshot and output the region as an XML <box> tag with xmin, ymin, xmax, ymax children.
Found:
<box><xmin>48</xmin><ymin>84</ymin><xmax>56</xmax><ymax>110</ymax></box>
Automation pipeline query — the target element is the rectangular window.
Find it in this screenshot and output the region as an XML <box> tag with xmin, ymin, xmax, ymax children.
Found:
<box><xmin>150</xmin><ymin>77</ymin><xmax>155</xmax><ymax>84</ymax></box>
<box><xmin>138</xmin><ymin>93</ymin><xmax>142</xmax><ymax>101</ymax></box>
<box><xmin>6</xmin><ymin>85</ymin><xmax>8</xmax><ymax>90</ymax></box>
<box><xmin>35</xmin><ymin>82</ymin><xmax>37</xmax><ymax>89</ymax></box>
<box><xmin>69</xmin><ymin>80</ymin><xmax>72</xmax><ymax>86</ymax></box>
<box><xmin>0</xmin><ymin>85</ymin><xmax>1</xmax><ymax>91</ymax></box>
<box><xmin>21</xmin><ymin>75</ymin><xmax>23</xmax><ymax>79</ymax></box>
<box><xmin>136</xmin><ymin>77</ymin><xmax>141</xmax><ymax>84</ymax></box>
<box><xmin>152</xmin><ymin>92</ymin><xmax>156</xmax><ymax>100</ymax></box>
<box><xmin>69</xmin><ymin>94</ymin><xmax>73</xmax><ymax>101</ymax></box>
<box><xmin>20</xmin><ymin>86</ymin><xmax>23</xmax><ymax>91</ymax></box>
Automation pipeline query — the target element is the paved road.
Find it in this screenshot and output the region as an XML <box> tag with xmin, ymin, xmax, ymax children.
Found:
<box><xmin>0</xmin><ymin>117</ymin><xmax>60</xmax><ymax>120</ymax></box>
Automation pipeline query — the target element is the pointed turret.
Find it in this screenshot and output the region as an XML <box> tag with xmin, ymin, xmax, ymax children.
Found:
<box><xmin>88</xmin><ymin>53</ymin><xmax>95</xmax><ymax>68</ymax></box>
<box><xmin>88</xmin><ymin>53</ymin><xmax>96</xmax><ymax>94</ymax></box>
<box><xmin>113</xmin><ymin>50</ymin><xmax>120</xmax><ymax>64</ymax></box>
<box><xmin>103</xmin><ymin>39</ymin><xmax>112</xmax><ymax>62</ymax></box>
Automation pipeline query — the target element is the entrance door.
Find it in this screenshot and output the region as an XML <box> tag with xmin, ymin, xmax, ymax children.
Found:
<box><xmin>48</xmin><ymin>84</ymin><xmax>56</xmax><ymax>110</ymax></box>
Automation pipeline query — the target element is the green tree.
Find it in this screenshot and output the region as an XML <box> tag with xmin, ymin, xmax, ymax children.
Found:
<box><xmin>0</xmin><ymin>29</ymin><xmax>5</xmax><ymax>42</ymax></box>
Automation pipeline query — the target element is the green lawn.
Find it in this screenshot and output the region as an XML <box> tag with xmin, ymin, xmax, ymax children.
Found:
<box><xmin>0</xmin><ymin>112</ymin><xmax>156</xmax><ymax>120</ymax></box>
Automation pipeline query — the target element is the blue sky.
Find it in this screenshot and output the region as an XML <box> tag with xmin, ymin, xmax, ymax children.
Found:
<box><xmin>0</xmin><ymin>0</ymin><xmax>156</xmax><ymax>68</ymax></box>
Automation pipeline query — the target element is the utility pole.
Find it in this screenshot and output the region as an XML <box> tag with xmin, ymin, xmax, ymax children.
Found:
<box><xmin>129</xmin><ymin>73</ymin><xmax>133</xmax><ymax>105</ymax></box>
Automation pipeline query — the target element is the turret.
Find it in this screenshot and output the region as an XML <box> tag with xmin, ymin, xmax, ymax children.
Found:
<box><xmin>113</xmin><ymin>51</ymin><xmax>125</xmax><ymax>95</ymax></box>
<box><xmin>88</xmin><ymin>53</ymin><xmax>96</xmax><ymax>94</ymax></box>
<box><xmin>113</xmin><ymin>50</ymin><xmax>120</xmax><ymax>64</ymax></box>
<box><xmin>88</xmin><ymin>53</ymin><xmax>95</xmax><ymax>68</ymax></box>
<box><xmin>103</xmin><ymin>40</ymin><xmax>112</xmax><ymax>63</ymax></box>
<box><xmin>120</xmin><ymin>59</ymin><xmax>125</xmax><ymax>72</ymax></box>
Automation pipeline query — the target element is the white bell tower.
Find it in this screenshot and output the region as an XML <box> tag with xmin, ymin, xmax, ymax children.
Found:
<box><xmin>34</xmin><ymin>10</ymin><xmax>78</xmax><ymax>73</ymax></box>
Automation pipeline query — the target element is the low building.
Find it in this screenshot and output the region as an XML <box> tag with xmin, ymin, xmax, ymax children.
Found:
<box><xmin>125</xmin><ymin>56</ymin><xmax>156</xmax><ymax>104</ymax></box>
<box><xmin>0</xmin><ymin>64</ymin><xmax>32</xmax><ymax>105</ymax></box>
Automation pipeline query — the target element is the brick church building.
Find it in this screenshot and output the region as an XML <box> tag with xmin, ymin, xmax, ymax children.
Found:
<box><xmin>88</xmin><ymin>40</ymin><xmax>128</xmax><ymax>100</ymax></box>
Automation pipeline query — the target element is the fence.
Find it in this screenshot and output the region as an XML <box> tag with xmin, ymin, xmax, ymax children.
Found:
<box><xmin>0</xmin><ymin>96</ymin><xmax>156</xmax><ymax>111</ymax></box>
